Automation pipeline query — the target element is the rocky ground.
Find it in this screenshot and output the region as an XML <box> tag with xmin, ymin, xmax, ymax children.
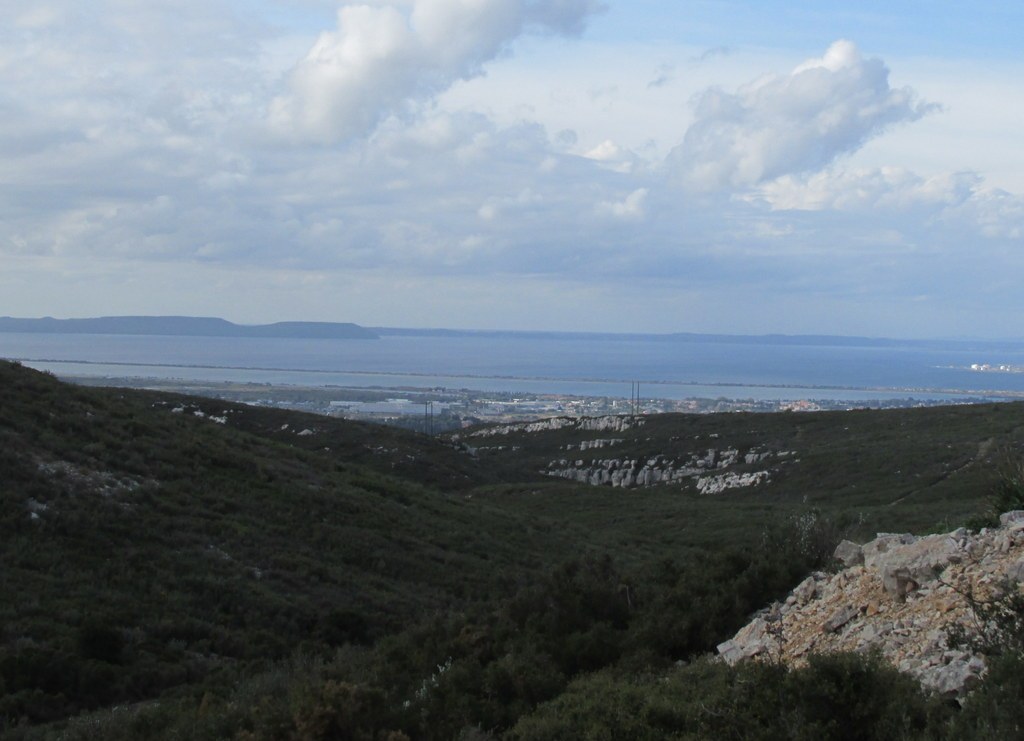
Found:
<box><xmin>718</xmin><ymin>511</ymin><xmax>1024</xmax><ymax>700</ymax></box>
<box><xmin>541</xmin><ymin>445</ymin><xmax>786</xmax><ymax>490</ymax></box>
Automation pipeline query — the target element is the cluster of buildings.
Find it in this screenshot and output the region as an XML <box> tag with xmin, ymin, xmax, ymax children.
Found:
<box><xmin>969</xmin><ymin>363</ymin><xmax>1021</xmax><ymax>373</ymax></box>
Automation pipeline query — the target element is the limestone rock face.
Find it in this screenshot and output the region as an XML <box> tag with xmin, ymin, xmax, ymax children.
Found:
<box><xmin>543</xmin><ymin>447</ymin><xmax>776</xmax><ymax>492</ymax></box>
<box><xmin>468</xmin><ymin>415</ymin><xmax>645</xmax><ymax>438</ymax></box>
<box><xmin>717</xmin><ymin>514</ymin><xmax>1024</xmax><ymax>701</ymax></box>
<box><xmin>695</xmin><ymin>470</ymin><xmax>769</xmax><ymax>495</ymax></box>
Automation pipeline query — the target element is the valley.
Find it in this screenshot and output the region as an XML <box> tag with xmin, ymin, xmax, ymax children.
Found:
<box><xmin>4</xmin><ymin>360</ymin><xmax>1024</xmax><ymax>738</ymax></box>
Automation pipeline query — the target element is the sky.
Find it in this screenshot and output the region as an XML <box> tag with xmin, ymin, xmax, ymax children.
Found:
<box><xmin>2</xmin><ymin>0</ymin><xmax>1023</xmax><ymax>337</ymax></box>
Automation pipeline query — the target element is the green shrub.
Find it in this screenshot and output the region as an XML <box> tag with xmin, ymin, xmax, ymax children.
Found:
<box><xmin>511</xmin><ymin>653</ymin><xmax>948</xmax><ymax>741</ymax></box>
<box><xmin>781</xmin><ymin>652</ymin><xmax>945</xmax><ymax>740</ymax></box>
<box><xmin>949</xmin><ymin>651</ymin><xmax>1024</xmax><ymax>739</ymax></box>
<box><xmin>967</xmin><ymin>450</ymin><xmax>1024</xmax><ymax>528</ymax></box>
<box><xmin>77</xmin><ymin>621</ymin><xmax>124</xmax><ymax>664</ymax></box>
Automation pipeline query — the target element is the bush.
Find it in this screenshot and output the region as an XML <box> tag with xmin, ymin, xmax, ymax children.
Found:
<box><xmin>781</xmin><ymin>652</ymin><xmax>945</xmax><ymax>740</ymax></box>
<box><xmin>632</xmin><ymin>513</ymin><xmax>839</xmax><ymax>662</ymax></box>
<box><xmin>510</xmin><ymin>653</ymin><xmax>948</xmax><ymax>741</ymax></box>
<box><xmin>78</xmin><ymin>621</ymin><xmax>124</xmax><ymax>664</ymax></box>
<box><xmin>967</xmin><ymin>450</ymin><xmax>1024</xmax><ymax>528</ymax></box>
<box><xmin>291</xmin><ymin>680</ymin><xmax>403</xmax><ymax>741</ymax></box>
<box><xmin>991</xmin><ymin>454</ymin><xmax>1024</xmax><ymax>515</ymax></box>
<box><xmin>949</xmin><ymin>651</ymin><xmax>1024</xmax><ymax>739</ymax></box>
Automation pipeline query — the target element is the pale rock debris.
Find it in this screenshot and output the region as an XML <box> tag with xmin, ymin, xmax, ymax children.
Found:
<box><xmin>717</xmin><ymin>511</ymin><xmax>1024</xmax><ymax>700</ymax></box>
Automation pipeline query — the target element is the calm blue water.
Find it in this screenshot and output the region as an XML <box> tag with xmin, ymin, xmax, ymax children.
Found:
<box><xmin>4</xmin><ymin>332</ymin><xmax>1024</xmax><ymax>402</ymax></box>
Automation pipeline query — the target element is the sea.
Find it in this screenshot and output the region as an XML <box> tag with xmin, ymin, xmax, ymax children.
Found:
<box><xmin>4</xmin><ymin>331</ymin><xmax>1024</xmax><ymax>404</ymax></box>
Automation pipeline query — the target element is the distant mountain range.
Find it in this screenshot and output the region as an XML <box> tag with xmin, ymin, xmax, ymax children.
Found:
<box><xmin>0</xmin><ymin>316</ymin><xmax>378</xmax><ymax>339</ymax></box>
<box><xmin>3</xmin><ymin>316</ymin><xmax>1024</xmax><ymax>351</ymax></box>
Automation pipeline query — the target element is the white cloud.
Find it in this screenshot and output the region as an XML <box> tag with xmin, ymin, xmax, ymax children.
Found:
<box><xmin>668</xmin><ymin>40</ymin><xmax>935</xmax><ymax>191</ymax></box>
<box><xmin>754</xmin><ymin>167</ymin><xmax>1024</xmax><ymax>240</ymax></box>
<box><xmin>478</xmin><ymin>187</ymin><xmax>543</xmax><ymax>221</ymax></box>
<box><xmin>597</xmin><ymin>187</ymin><xmax>647</xmax><ymax>220</ymax></box>
<box><xmin>756</xmin><ymin>168</ymin><xmax>978</xmax><ymax>212</ymax></box>
<box><xmin>268</xmin><ymin>5</ymin><xmax>419</xmax><ymax>144</ymax></box>
<box><xmin>269</xmin><ymin>0</ymin><xmax>603</xmax><ymax>144</ymax></box>
<box><xmin>583</xmin><ymin>139</ymin><xmax>642</xmax><ymax>173</ymax></box>
<box><xmin>3</xmin><ymin>4</ymin><xmax>1024</xmax><ymax>338</ymax></box>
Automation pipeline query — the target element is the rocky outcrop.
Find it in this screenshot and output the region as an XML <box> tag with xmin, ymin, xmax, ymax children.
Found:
<box><xmin>160</xmin><ymin>400</ymin><xmax>231</xmax><ymax>425</ymax></box>
<box><xmin>574</xmin><ymin>438</ymin><xmax>624</xmax><ymax>451</ymax></box>
<box><xmin>717</xmin><ymin>514</ymin><xmax>1024</xmax><ymax>701</ymax></box>
<box><xmin>28</xmin><ymin>458</ymin><xmax>154</xmax><ymax>522</ymax></box>
<box><xmin>544</xmin><ymin>447</ymin><xmax>781</xmax><ymax>492</ymax></box>
<box><xmin>695</xmin><ymin>470</ymin><xmax>769</xmax><ymax>495</ymax></box>
<box><xmin>35</xmin><ymin>459</ymin><xmax>146</xmax><ymax>499</ymax></box>
<box><xmin>543</xmin><ymin>456</ymin><xmax>696</xmax><ymax>488</ymax></box>
<box><xmin>466</xmin><ymin>415</ymin><xmax>645</xmax><ymax>438</ymax></box>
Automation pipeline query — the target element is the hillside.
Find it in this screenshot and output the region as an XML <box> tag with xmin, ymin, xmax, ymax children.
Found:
<box><xmin>0</xmin><ymin>361</ymin><xmax>576</xmax><ymax>729</ymax></box>
<box><xmin>450</xmin><ymin>403</ymin><xmax>1024</xmax><ymax>549</ymax></box>
<box><xmin>5</xmin><ymin>360</ymin><xmax>1024</xmax><ymax>738</ymax></box>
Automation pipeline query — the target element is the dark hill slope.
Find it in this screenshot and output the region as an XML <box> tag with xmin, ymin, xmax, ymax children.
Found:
<box><xmin>6</xmin><ymin>361</ymin><xmax>1024</xmax><ymax>735</ymax></box>
<box><xmin>455</xmin><ymin>402</ymin><xmax>1024</xmax><ymax>548</ymax></box>
<box><xmin>0</xmin><ymin>362</ymin><xmax>572</xmax><ymax>724</ymax></box>
<box><xmin>124</xmin><ymin>387</ymin><xmax>508</xmax><ymax>492</ymax></box>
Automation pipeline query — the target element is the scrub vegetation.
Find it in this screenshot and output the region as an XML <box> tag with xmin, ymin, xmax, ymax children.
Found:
<box><xmin>4</xmin><ymin>360</ymin><xmax>1024</xmax><ymax>738</ymax></box>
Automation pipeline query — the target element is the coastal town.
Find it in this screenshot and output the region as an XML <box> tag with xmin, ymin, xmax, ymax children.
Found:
<box><xmin>969</xmin><ymin>362</ymin><xmax>1024</xmax><ymax>373</ymax></box>
<box><xmin>63</xmin><ymin>373</ymin><xmax>1001</xmax><ymax>433</ymax></box>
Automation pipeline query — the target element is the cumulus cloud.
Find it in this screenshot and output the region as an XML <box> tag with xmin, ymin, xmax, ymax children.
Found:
<box><xmin>753</xmin><ymin>167</ymin><xmax>1024</xmax><ymax>239</ymax></box>
<box><xmin>6</xmin><ymin>4</ymin><xmax>1024</xmax><ymax>337</ymax></box>
<box><xmin>597</xmin><ymin>188</ymin><xmax>647</xmax><ymax>220</ymax></box>
<box><xmin>583</xmin><ymin>139</ymin><xmax>642</xmax><ymax>173</ymax></box>
<box><xmin>757</xmin><ymin>168</ymin><xmax>980</xmax><ymax>212</ymax></box>
<box><xmin>269</xmin><ymin>0</ymin><xmax>604</xmax><ymax>144</ymax></box>
<box><xmin>668</xmin><ymin>40</ymin><xmax>936</xmax><ymax>191</ymax></box>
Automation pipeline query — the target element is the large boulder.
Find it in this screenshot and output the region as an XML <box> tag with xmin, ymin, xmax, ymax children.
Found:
<box><xmin>821</xmin><ymin>605</ymin><xmax>860</xmax><ymax>634</ymax></box>
<box><xmin>1000</xmin><ymin>510</ymin><xmax>1024</xmax><ymax>528</ymax></box>
<box><xmin>862</xmin><ymin>533</ymin><xmax>917</xmax><ymax>569</ymax></box>
<box><xmin>864</xmin><ymin>533</ymin><xmax>962</xmax><ymax>598</ymax></box>
<box><xmin>919</xmin><ymin>652</ymin><xmax>987</xmax><ymax>700</ymax></box>
<box><xmin>833</xmin><ymin>539</ymin><xmax>864</xmax><ymax>567</ymax></box>
<box><xmin>717</xmin><ymin>618</ymin><xmax>776</xmax><ymax>665</ymax></box>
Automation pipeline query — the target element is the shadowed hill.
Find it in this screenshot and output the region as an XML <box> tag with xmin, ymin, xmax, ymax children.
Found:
<box><xmin>452</xmin><ymin>403</ymin><xmax>1024</xmax><ymax>542</ymax></box>
<box><xmin>6</xmin><ymin>360</ymin><xmax>1024</xmax><ymax>735</ymax></box>
<box><xmin>0</xmin><ymin>361</ymin><xmax>574</xmax><ymax>726</ymax></box>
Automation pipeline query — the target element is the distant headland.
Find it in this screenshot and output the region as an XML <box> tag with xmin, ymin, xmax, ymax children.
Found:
<box><xmin>5</xmin><ymin>316</ymin><xmax>1024</xmax><ymax>352</ymax></box>
<box><xmin>0</xmin><ymin>316</ymin><xmax>379</xmax><ymax>340</ymax></box>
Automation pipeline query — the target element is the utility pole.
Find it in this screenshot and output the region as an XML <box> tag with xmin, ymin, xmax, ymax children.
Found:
<box><xmin>630</xmin><ymin>381</ymin><xmax>640</xmax><ymax>416</ymax></box>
